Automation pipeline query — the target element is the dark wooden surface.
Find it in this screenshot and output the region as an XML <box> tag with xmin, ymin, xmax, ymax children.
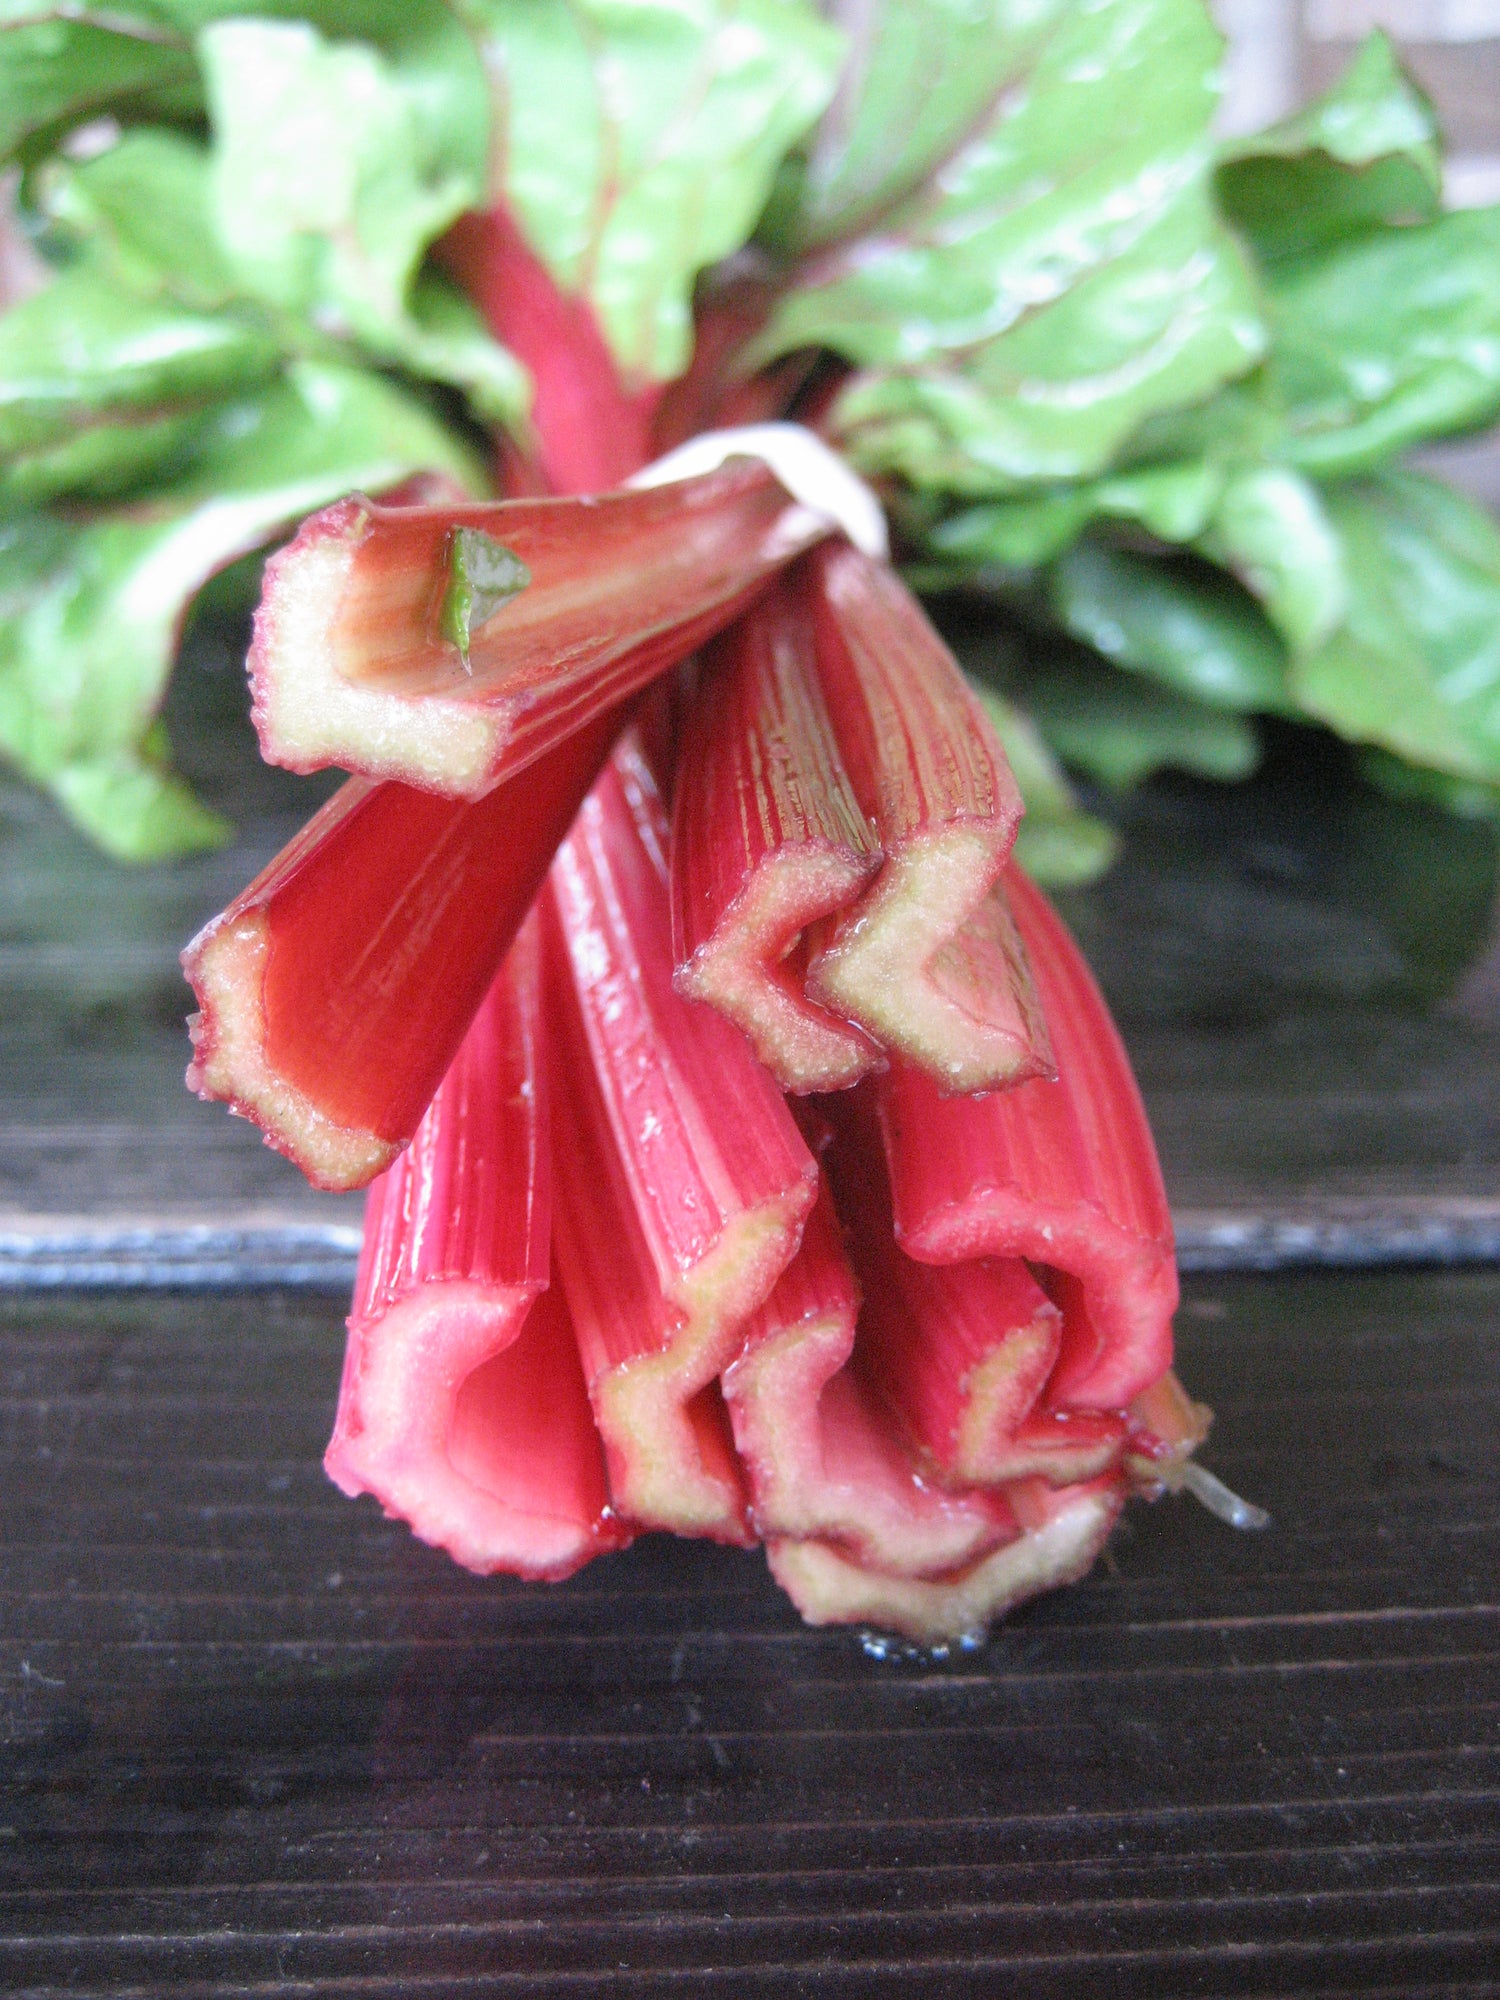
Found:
<box><xmin>1</xmin><ymin>1267</ymin><xmax>1496</xmax><ymax>1996</ymax></box>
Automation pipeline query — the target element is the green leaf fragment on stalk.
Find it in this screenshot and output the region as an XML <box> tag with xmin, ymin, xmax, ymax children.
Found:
<box><xmin>439</xmin><ymin>528</ymin><xmax>530</xmax><ymax>670</ymax></box>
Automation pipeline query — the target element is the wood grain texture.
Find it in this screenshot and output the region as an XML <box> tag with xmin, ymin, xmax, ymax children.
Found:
<box><xmin>0</xmin><ymin>1268</ymin><xmax>1496</xmax><ymax>1995</ymax></box>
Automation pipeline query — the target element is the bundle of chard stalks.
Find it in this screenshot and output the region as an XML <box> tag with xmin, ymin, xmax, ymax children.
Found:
<box><xmin>182</xmin><ymin>390</ymin><xmax>1260</xmax><ymax>1642</ymax></box>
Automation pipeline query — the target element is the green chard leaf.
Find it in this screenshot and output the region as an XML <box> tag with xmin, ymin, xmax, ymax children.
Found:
<box><xmin>1021</xmin><ymin>650</ymin><xmax>1261</xmax><ymax>793</ymax></box>
<box><xmin>1263</xmin><ymin>204</ymin><xmax>1500</xmax><ymax>477</ymax></box>
<box><xmin>761</xmin><ymin>0</ymin><xmax>1264</xmax><ymax>497</ymax></box>
<box><xmin>1292</xmin><ymin>471</ymin><xmax>1500</xmax><ymax>790</ymax></box>
<box><xmin>1048</xmin><ymin>539</ymin><xmax>1293</xmax><ymax>714</ymax></box>
<box><xmin>0</xmin><ymin>4</ymin><xmax>195</xmax><ymax>162</ymax></box>
<box><xmin>36</xmin><ymin>128</ymin><xmax>239</xmax><ymax>311</ymax></box>
<box><xmin>1218</xmin><ymin>31</ymin><xmax>1441</xmax><ymax>265</ymax></box>
<box><xmin>1195</xmin><ymin>463</ymin><xmax>1346</xmax><ymax>651</ymax></box>
<box><xmin>928</xmin><ymin>461</ymin><xmax>1226</xmax><ymax>572</ymax></box>
<box><xmin>0</xmin><ymin>260</ymin><xmax>282</xmax><ymax>459</ymax></box>
<box><xmin>0</xmin><ymin>361</ymin><xmax>483</xmax><ymax>860</ymax></box>
<box><xmin>465</xmin><ymin>0</ymin><xmax>842</xmax><ymax>383</ymax></box>
<box><xmin>195</xmin><ymin>14</ymin><xmax>525</xmax><ymax>425</ymax></box>
<box><xmin>0</xmin><ymin>408</ymin><xmax>208</xmax><ymax>509</ymax></box>
<box><xmin>970</xmin><ymin>683</ymin><xmax>1118</xmax><ymax>886</ymax></box>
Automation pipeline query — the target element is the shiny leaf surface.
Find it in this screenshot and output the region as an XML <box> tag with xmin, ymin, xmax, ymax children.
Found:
<box><xmin>764</xmin><ymin>0</ymin><xmax>1262</xmax><ymax>495</ymax></box>
<box><xmin>1293</xmin><ymin>471</ymin><xmax>1500</xmax><ymax>787</ymax></box>
<box><xmin>0</xmin><ymin>361</ymin><xmax>480</xmax><ymax>859</ymax></box>
<box><xmin>467</xmin><ymin>0</ymin><xmax>840</xmax><ymax>383</ymax></box>
<box><xmin>1049</xmin><ymin>540</ymin><xmax>1293</xmax><ymax>714</ymax></box>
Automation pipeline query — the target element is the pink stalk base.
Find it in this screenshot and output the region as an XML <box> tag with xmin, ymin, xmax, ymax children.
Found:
<box><xmin>548</xmin><ymin>737</ymin><xmax>817</xmax><ymax>1542</ymax></box>
<box><xmin>725</xmin><ymin>1184</ymin><xmax>1016</xmax><ymax>1577</ymax></box>
<box><xmin>671</xmin><ymin>573</ymin><xmax>882</xmax><ymax>1091</ymax></box>
<box><xmin>881</xmin><ymin>865</ymin><xmax>1178</xmax><ymax>1413</ymax></box>
<box><xmin>183</xmin><ymin>713</ymin><xmax>617</xmax><ymax>1190</ymax></box>
<box><xmin>829</xmin><ymin>1098</ymin><xmax>1124</xmax><ymax>1488</ymax></box>
<box><xmin>324</xmin><ymin>925</ymin><xmax>623</xmax><ymax>1580</ymax></box>
<box><xmin>250</xmin><ymin>461</ymin><xmax>831</xmax><ymax>799</ymax></box>
<box><xmin>799</xmin><ymin>544</ymin><xmax>1047</xmax><ymax>1092</ymax></box>
<box><xmin>767</xmin><ymin>1477</ymin><xmax>1125</xmax><ymax>1646</ymax></box>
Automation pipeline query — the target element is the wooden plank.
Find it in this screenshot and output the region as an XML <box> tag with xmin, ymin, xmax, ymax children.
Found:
<box><xmin>0</xmin><ymin>1269</ymin><xmax>1495</xmax><ymax>1994</ymax></box>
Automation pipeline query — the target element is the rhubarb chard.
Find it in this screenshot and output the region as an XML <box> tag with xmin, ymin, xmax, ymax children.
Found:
<box><xmin>0</xmin><ymin>0</ymin><xmax>1321</xmax><ymax>1640</ymax></box>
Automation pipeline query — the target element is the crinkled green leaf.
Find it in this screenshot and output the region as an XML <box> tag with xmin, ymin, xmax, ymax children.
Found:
<box><xmin>161</xmin><ymin>0</ymin><xmax>492</xmax><ymax>183</ymax></box>
<box><xmin>36</xmin><ymin>128</ymin><xmax>238</xmax><ymax>311</ymax></box>
<box><xmin>37</xmin><ymin>112</ymin><xmax>526</xmax><ymax>426</ymax></box>
<box><xmin>465</xmin><ymin>0</ymin><xmax>841</xmax><ymax>383</ymax></box>
<box><xmin>0</xmin><ymin>4</ymin><xmax>194</xmax><ymax>162</ymax></box>
<box><xmin>201</xmin><ymin>18</ymin><xmax>467</xmax><ymax>322</ymax></box>
<box><xmin>0</xmin><ymin>0</ymin><xmax>492</xmax><ymax>167</ymax></box>
<box><xmin>193</xmin><ymin>16</ymin><xmax>523</xmax><ymax>427</ymax></box>
<box><xmin>928</xmin><ymin>451</ymin><xmax>1344</xmax><ymax>650</ymax></box>
<box><xmin>0</xmin><ymin>260</ymin><xmax>281</xmax><ymax>457</ymax></box>
<box><xmin>970</xmin><ymin>683</ymin><xmax>1118</xmax><ymax>885</ymax></box>
<box><xmin>0</xmin><ymin>359</ymin><xmax>483</xmax><ymax>859</ymax></box>
<box><xmin>1218</xmin><ymin>33</ymin><xmax>1440</xmax><ymax>265</ymax></box>
<box><xmin>783</xmin><ymin>0</ymin><xmax>1058</xmax><ymax>251</ymax></box>
<box><xmin>1195</xmin><ymin>464</ymin><xmax>1346</xmax><ymax>651</ymax></box>
<box><xmin>1049</xmin><ymin>538</ymin><xmax>1292</xmax><ymax>714</ymax></box>
<box><xmin>930</xmin><ymin>461</ymin><xmax>1226</xmax><ymax>571</ymax></box>
<box><xmin>762</xmin><ymin>0</ymin><xmax>1262</xmax><ymax>496</ymax></box>
<box><xmin>1292</xmin><ymin>471</ymin><xmax>1500</xmax><ymax>788</ymax></box>
<box><xmin>1265</xmin><ymin>205</ymin><xmax>1500</xmax><ymax>476</ymax></box>
<box><xmin>0</xmin><ymin>408</ymin><xmax>205</xmax><ymax>507</ymax></box>
<box><xmin>51</xmin><ymin>726</ymin><xmax>230</xmax><ymax>862</ymax></box>
<box><xmin>1022</xmin><ymin>652</ymin><xmax>1261</xmax><ymax>792</ymax></box>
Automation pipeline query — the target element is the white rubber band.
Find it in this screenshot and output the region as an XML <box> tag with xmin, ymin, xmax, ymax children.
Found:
<box><xmin>627</xmin><ymin>422</ymin><xmax>889</xmax><ymax>562</ymax></box>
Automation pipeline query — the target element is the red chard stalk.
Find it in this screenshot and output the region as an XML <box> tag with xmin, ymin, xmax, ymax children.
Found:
<box><xmin>249</xmin><ymin>461</ymin><xmax>834</xmax><ymax>799</ymax></box>
<box><xmin>826</xmin><ymin>1096</ymin><xmax>1125</xmax><ymax>1489</ymax></box>
<box><xmin>670</xmin><ymin>572</ymin><xmax>883</xmax><ymax>1092</ymax></box>
<box><xmin>183</xmin><ymin>711</ymin><xmax>618</xmax><ymax>1190</ymax></box>
<box><xmin>800</xmin><ymin>543</ymin><xmax>1051</xmax><ymax>1093</ymax></box>
<box><xmin>440</xmin><ymin>206</ymin><xmax>662</xmax><ymax>496</ymax></box>
<box><xmin>546</xmin><ymin>735</ymin><xmax>818</xmax><ymax>1542</ymax></box>
<box><xmin>879</xmin><ymin>865</ymin><xmax>1179</xmax><ymax>1413</ymax></box>
<box><xmin>324</xmin><ymin>920</ymin><xmax>625</xmax><ymax>1580</ymax></box>
<box><xmin>725</xmin><ymin>1181</ymin><xmax>1016</xmax><ymax>1578</ymax></box>
<box><xmin>767</xmin><ymin>1475</ymin><xmax>1125</xmax><ymax>1646</ymax></box>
